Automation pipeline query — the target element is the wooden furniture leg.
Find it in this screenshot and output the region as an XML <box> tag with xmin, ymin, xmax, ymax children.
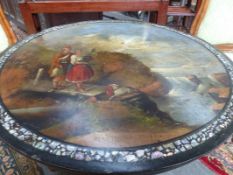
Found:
<box><xmin>195</xmin><ymin>0</ymin><xmax>203</xmax><ymax>13</ymax></box>
<box><xmin>157</xmin><ymin>1</ymin><xmax>168</xmax><ymax>25</ymax></box>
<box><xmin>0</xmin><ymin>4</ymin><xmax>17</xmax><ymax>44</ymax></box>
<box><xmin>19</xmin><ymin>3</ymin><xmax>38</xmax><ymax>34</ymax></box>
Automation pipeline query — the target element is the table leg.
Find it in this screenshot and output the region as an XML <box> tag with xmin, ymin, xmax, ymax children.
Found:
<box><xmin>19</xmin><ymin>3</ymin><xmax>38</xmax><ymax>34</ymax></box>
<box><xmin>157</xmin><ymin>1</ymin><xmax>168</xmax><ymax>25</ymax></box>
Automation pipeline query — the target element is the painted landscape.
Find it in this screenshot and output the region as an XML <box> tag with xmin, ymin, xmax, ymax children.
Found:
<box><xmin>0</xmin><ymin>22</ymin><xmax>230</xmax><ymax>148</ymax></box>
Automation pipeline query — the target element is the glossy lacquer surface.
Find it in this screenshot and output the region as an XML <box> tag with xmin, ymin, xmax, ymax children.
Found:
<box><xmin>0</xmin><ymin>21</ymin><xmax>232</xmax><ymax>174</ymax></box>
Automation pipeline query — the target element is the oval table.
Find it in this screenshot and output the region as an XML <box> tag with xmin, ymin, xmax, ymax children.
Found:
<box><xmin>0</xmin><ymin>21</ymin><xmax>232</xmax><ymax>174</ymax></box>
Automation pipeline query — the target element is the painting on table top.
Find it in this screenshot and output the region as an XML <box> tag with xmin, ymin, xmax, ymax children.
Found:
<box><xmin>0</xmin><ymin>21</ymin><xmax>230</xmax><ymax>148</ymax></box>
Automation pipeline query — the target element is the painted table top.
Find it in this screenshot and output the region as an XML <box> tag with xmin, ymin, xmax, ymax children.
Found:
<box><xmin>0</xmin><ymin>21</ymin><xmax>232</xmax><ymax>174</ymax></box>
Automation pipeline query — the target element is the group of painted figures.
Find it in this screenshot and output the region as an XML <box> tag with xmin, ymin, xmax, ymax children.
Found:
<box><xmin>47</xmin><ymin>45</ymin><xmax>138</xmax><ymax>101</ymax></box>
<box><xmin>49</xmin><ymin>46</ymin><xmax>94</xmax><ymax>90</ymax></box>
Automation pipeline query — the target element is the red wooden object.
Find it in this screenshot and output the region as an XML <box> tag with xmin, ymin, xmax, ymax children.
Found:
<box><xmin>19</xmin><ymin>0</ymin><xmax>169</xmax><ymax>34</ymax></box>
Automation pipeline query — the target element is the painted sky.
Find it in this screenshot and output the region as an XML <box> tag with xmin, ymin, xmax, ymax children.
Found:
<box><xmin>32</xmin><ymin>21</ymin><xmax>226</xmax><ymax>78</ymax></box>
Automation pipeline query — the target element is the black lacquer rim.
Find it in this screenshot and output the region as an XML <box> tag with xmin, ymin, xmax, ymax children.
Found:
<box><xmin>0</xmin><ymin>20</ymin><xmax>232</xmax><ymax>174</ymax></box>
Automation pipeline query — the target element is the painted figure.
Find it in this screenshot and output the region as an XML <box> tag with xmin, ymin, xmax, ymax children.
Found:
<box><xmin>106</xmin><ymin>84</ymin><xmax>132</xmax><ymax>100</ymax></box>
<box><xmin>66</xmin><ymin>50</ymin><xmax>94</xmax><ymax>91</ymax></box>
<box><xmin>49</xmin><ymin>46</ymin><xmax>73</xmax><ymax>89</ymax></box>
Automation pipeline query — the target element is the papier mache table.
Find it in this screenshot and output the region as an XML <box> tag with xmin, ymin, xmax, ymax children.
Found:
<box><xmin>0</xmin><ymin>21</ymin><xmax>232</xmax><ymax>174</ymax></box>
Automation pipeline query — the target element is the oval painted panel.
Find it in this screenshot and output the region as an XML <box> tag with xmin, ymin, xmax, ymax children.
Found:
<box><xmin>0</xmin><ymin>21</ymin><xmax>230</xmax><ymax>149</ymax></box>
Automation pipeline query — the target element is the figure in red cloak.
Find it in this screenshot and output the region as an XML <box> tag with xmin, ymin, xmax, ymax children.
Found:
<box><xmin>49</xmin><ymin>46</ymin><xmax>72</xmax><ymax>89</ymax></box>
<box><xmin>66</xmin><ymin>50</ymin><xmax>94</xmax><ymax>91</ymax></box>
